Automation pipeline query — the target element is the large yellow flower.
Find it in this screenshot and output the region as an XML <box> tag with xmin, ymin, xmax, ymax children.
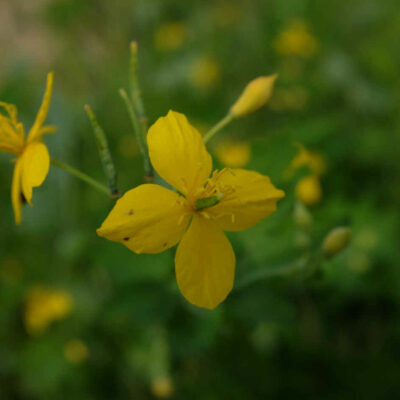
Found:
<box><xmin>0</xmin><ymin>72</ymin><xmax>54</xmax><ymax>224</ymax></box>
<box><xmin>97</xmin><ymin>111</ymin><xmax>284</xmax><ymax>309</ymax></box>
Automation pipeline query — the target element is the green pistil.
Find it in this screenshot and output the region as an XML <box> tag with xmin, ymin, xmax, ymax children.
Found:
<box><xmin>195</xmin><ymin>195</ymin><xmax>221</xmax><ymax>210</ymax></box>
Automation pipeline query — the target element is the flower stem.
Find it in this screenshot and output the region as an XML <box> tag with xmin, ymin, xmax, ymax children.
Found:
<box><xmin>51</xmin><ymin>158</ymin><xmax>110</xmax><ymax>196</ymax></box>
<box><xmin>203</xmin><ymin>113</ymin><xmax>234</xmax><ymax>144</ymax></box>
<box><xmin>129</xmin><ymin>41</ymin><xmax>149</xmax><ymax>139</ymax></box>
<box><xmin>119</xmin><ymin>88</ymin><xmax>153</xmax><ymax>182</ymax></box>
<box><xmin>234</xmin><ymin>258</ymin><xmax>307</xmax><ymax>291</ymax></box>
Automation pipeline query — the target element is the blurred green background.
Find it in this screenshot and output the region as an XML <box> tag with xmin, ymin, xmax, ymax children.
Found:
<box><xmin>1</xmin><ymin>0</ymin><xmax>400</xmax><ymax>398</ymax></box>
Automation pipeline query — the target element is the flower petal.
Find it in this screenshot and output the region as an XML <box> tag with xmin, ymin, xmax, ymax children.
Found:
<box><xmin>27</xmin><ymin>72</ymin><xmax>54</xmax><ymax>143</ymax></box>
<box><xmin>175</xmin><ymin>214</ymin><xmax>235</xmax><ymax>309</ymax></box>
<box><xmin>11</xmin><ymin>157</ymin><xmax>23</xmax><ymax>225</ymax></box>
<box><xmin>147</xmin><ymin>111</ymin><xmax>212</xmax><ymax>197</ymax></box>
<box><xmin>207</xmin><ymin>169</ymin><xmax>285</xmax><ymax>232</ymax></box>
<box><xmin>97</xmin><ymin>184</ymin><xmax>191</xmax><ymax>254</ymax></box>
<box><xmin>21</xmin><ymin>142</ymin><xmax>50</xmax><ymax>205</ymax></box>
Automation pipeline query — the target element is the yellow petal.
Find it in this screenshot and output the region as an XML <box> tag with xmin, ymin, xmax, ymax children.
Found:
<box><xmin>20</xmin><ymin>142</ymin><xmax>50</xmax><ymax>205</ymax></box>
<box><xmin>11</xmin><ymin>157</ymin><xmax>23</xmax><ymax>225</ymax></box>
<box><xmin>97</xmin><ymin>184</ymin><xmax>191</xmax><ymax>254</ymax></box>
<box><xmin>27</xmin><ymin>72</ymin><xmax>54</xmax><ymax>143</ymax></box>
<box><xmin>0</xmin><ymin>101</ymin><xmax>18</xmax><ymax>126</ymax></box>
<box><xmin>207</xmin><ymin>169</ymin><xmax>285</xmax><ymax>232</ymax></box>
<box><xmin>175</xmin><ymin>215</ymin><xmax>235</xmax><ymax>309</ymax></box>
<box><xmin>147</xmin><ymin>111</ymin><xmax>212</xmax><ymax>197</ymax></box>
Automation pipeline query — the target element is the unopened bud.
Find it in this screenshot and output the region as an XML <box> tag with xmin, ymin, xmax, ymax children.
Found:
<box><xmin>230</xmin><ymin>74</ymin><xmax>278</xmax><ymax>118</ymax></box>
<box><xmin>322</xmin><ymin>227</ymin><xmax>351</xmax><ymax>256</ymax></box>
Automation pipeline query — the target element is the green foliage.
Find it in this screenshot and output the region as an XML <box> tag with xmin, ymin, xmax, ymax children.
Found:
<box><xmin>1</xmin><ymin>0</ymin><xmax>399</xmax><ymax>398</ymax></box>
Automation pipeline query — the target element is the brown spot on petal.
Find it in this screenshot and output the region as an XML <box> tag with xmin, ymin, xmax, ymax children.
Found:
<box><xmin>126</xmin><ymin>209</ymin><xmax>135</xmax><ymax>216</ymax></box>
<box><xmin>123</xmin><ymin>237</ymin><xmax>130</xmax><ymax>241</ymax></box>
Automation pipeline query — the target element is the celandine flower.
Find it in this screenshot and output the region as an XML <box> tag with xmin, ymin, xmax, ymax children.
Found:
<box><xmin>24</xmin><ymin>285</ymin><xmax>73</xmax><ymax>336</ymax></box>
<box><xmin>0</xmin><ymin>72</ymin><xmax>54</xmax><ymax>224</ymax></box>
<box><xmin>97</xmin><ymin>111</ymin><xmax>284</xmax><ymax>309</ymax></box>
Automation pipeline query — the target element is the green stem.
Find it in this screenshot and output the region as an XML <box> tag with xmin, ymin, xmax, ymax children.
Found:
<box><xmin>235</xmin><ymin>258</ymin><xmax>307</xmax><ymax>291</ymax></box>
<box><xmin>203</xmin><ymin>113</ymin><xmax>234</xmax><ymax>144</ymax></box>
<box><xmin>119</xmin><ymin>88</ymin><xmax>153</xmax><ymax>182</ymax></box>
<box><xmin>51</xmin><ymin>158</ymin><xmax>110</xmax><ymax>196</ymax></box>
<box><xmin>129</xmin><ymin>41</ymin><xmax>149</xmax><ymax>138</ymax></box>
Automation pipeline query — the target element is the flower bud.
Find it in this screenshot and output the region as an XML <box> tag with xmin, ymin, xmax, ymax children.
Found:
<box><xmin>322</xmin><ymin>227</ymin><xmax>351</xmax><ymax>256</ymax></box>
<box><xmin>230</xmin><ymin>74</ymin><xmax>278</xmax><ymax>118</ymax></box>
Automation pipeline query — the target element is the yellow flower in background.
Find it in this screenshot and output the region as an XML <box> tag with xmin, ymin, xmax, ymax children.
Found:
<box><xmin>274</xmin><ymin>20</ymin><xmax>319</xmax><ymax>58</ymax></box>
<box><xmin>151</xmin><ymin>376</ymin><xmax>174</xmax><ymax>399</ymax></box>
<box><xmin>154</xmin><ymin>22</ymin><xmax>187</xmax><ymax>52</ymax></box>
<box><xmin>189</xmin><ymin>56</ymin><xmax>220</xmax><ymax>89</ymax></box>
<box><xmin>0</xmin><ymin>72</ymin><xmax>54</xmax><ymax>224</ymax></box>
<box><xmin>97</xmin><ymin>111</ymin><xmax>284</xmax><ymax>309</ymax></box>
<box><xmin>230</xmin><ymin>75</ymin><xmax>277</xmax><ymax>118</ymax></box>
<box><xmin>24</xmin><ymin>285</ymin><xmax>73</xmax><ymax>335</ymax></box>
<box><xmin>290</xmin><ymin>145</ymin><xmax>326</xmax><ymax>176</ymax></box>
<box><xmin>287</xmin><ymin>145</ymin><xmax>326</xmax><ymax>206</ymax></box>
<box><xmin>214</xmin><ymin>140</ymin><xmax>251</xmax><ymax>168</ymax></box>
<box><xmin>64</xmin><ymin>339</ymin><xmax>89</xmax><ymax>364</ymax></box>
<box><xmin>295</xmin><ymin>175</ymin><xmax>322</xmax><ymax>206</ymax></box>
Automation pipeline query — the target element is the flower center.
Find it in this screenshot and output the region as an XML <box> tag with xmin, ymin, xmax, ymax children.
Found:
<box><xmin>192</xmin><ymin>168</ymin><xmax>236</xmax><ymax>211</ymax></box>
<box><xmin>194</xmin><ymin>193</ymin><xmax>223</xmax><ymax>210</ymax></box>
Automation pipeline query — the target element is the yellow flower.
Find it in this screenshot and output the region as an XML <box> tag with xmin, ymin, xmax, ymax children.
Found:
<box><xmin>0</xmin><ymin>72</ymin><xmax>54</xmax><ymax>224</ymax></box>
<box><xmin>214</xmin><ymin>140</ymin><xmax>251</xmax><ymax>168</ymax></box>
<box><xmin>64</xmin><ymin>339</ymin><xmax>89</xmax><ymax>364</ymax></box>
<box><xmin>295</xmin><ymin>175</ymin><xmax>322</xmax><ymax>206</ymax></box>
<box><xmin>97</xmin><ymin>111</ymin><xmax>284</xmax><ymax>309</ymax></box>
<box><xmin>189</xmin><ymin>56</ymin><xmax>220</xmax><ymax>89</ymax></box>
<box><xmin>274</xmin><ymin>20</ymin><xmax>319</xmax><ymax>58</ymax></box>
<box><xmin>24</xmin><ymin>285</ymin><xmax>73</xmax><ymax>335</ymax></box>
<box><xmin>151</xmin><ymin>376</ymin><xmax>174</xmax><ymax>399</ymax></box>
<box><xmin>154</xmin><ymin>22</ymin><xmax>187</xmax><ymax>52</ymax></box>
<box><xmin>230</xmin><ymin>75</ymin><xmax>277</xmax><ymax>118</ymax></box>
<box><xmin>290</xmin><ymin>145</ymin><xmax>326</xmax><ymax>177</ymax></box>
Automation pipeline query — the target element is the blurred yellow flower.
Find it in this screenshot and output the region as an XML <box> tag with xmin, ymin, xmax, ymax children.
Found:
<box><xmin>151</xmin><ymin>376</ymin><xmax>174</xmax><ymax>399</ymax></box>
<box><xmin>97</xmin><ymin>111</ymin><xmax>284</xmax><ymax>309</ymax></box>
<box><xmin>290</xmin><ymin>146</ymin><xmax>326</xmax><ymax>177</ymax></box>
<box><xmin>189</xmin><ymin>56</ymin><xmax>220</xmax><ymax>89</ymax></box>
<box><xmin>214</xmin><ymin>140</ymin><xmax>251</xmax><ymax>168</ymax></box>
<box><xmin>24</xmin><ymin>285</ymin><xmax>73</xmax><ymax>336</ymax></box>
<box><xmin>0</xmin><ymin>72</ymin><xmax>54</xmax><ymax>224</ymax></box>
<box><xmin>288</xmin><ymin>146</ymin><xmax>326</xmax><ymax>206</ymax></box>
<box><xmin>274</xmin><ymin>20</ymin><xmax>319</xmax><ymax>58</ymax></box>
<box><xmin>230</xmin><ymin>75</ymin><xmax>277</xmax><ymax>118</ymax></box>
<box><xmin>295</xmin><ymin>175</ymin><xmax>322</xmax><ymax>206</ymax></box>
<box><xmin>64</xmin><ymin>339</ymin><xmax>89</xmax><ymax>364</ymax></box>
<box><xmin>154</xmin><ymin>22</ymin><xmax>187</xmax><ymax>52</ymax></box>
